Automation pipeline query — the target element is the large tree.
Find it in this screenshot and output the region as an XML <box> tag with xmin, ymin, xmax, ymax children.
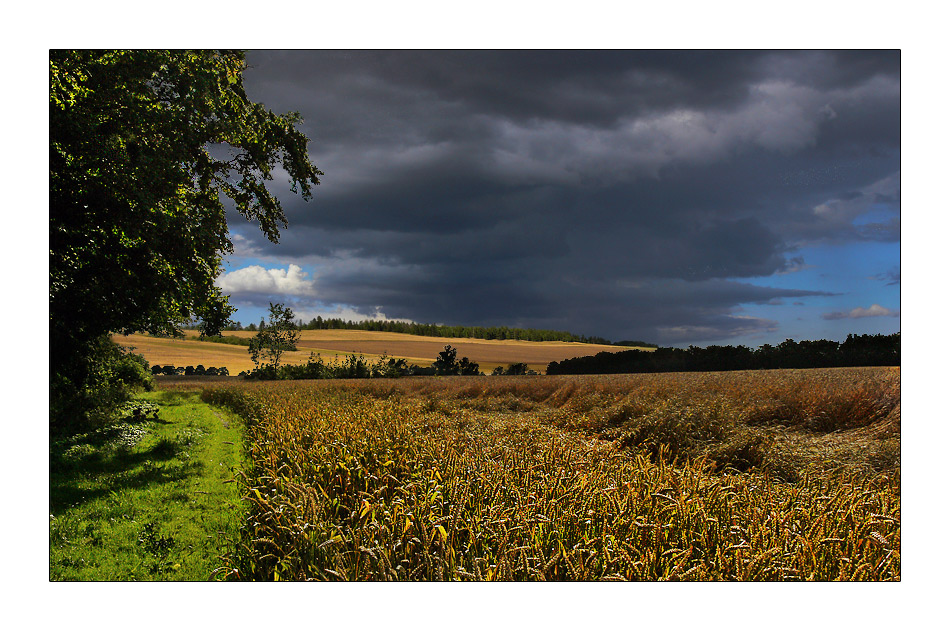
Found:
<box><xmin>50</xmin><ymin>50</ymin><xmax>322</xmax><ymax>422</ymax></box>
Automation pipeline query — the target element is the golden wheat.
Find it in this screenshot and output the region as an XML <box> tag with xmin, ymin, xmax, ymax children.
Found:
<box><xmin>188</xmin><ymin>367</ymin><xmax>899</xmax><ymax>581</ymax></box>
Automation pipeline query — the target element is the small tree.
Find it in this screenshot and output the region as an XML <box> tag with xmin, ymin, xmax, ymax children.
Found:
<box><xmin>506</xmin><ymin>362</ymin><xmax>528</xmax><ymax>375</ymax></box>
<box><xmin>249</xmin><ymin>303</ymin><xmax>301</xmax><ymax>369</ymax></box>
<box><xmin>433</xmin><ymin>345</ymin><xmax>460</xmax><ymax>375</ymax></box>
<box><xmin>458</xmin><ymin>356</ymin><xmax>480</xmax><ymax>375</ymax></box>
<box><xmin>432</xmin><ymin>345</ymin><xmax>479</xmax><ymax>376</ymax></box>
<box><xmin>491</xmin><ymin>362</ymin><xmax>527</xmax><ymax>376</ymax></box>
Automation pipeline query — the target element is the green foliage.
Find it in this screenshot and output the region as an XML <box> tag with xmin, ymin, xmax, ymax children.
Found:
<box><xmin>50</xmin><ymin>49</ymin><xmax>321</xmax><ymax>426</ymax></box>
<box><xmin>248</xmin><ymin>303</ymin><xmax>301</xmax><ymax>370</ymax></box>
<box><xmin>51</xmin><ymin>336</ymin><xmax>154</xmax><ymax>429</ymax></box>
<box><xmin>194</xmin><ymin>334</ymin><xmax>253</xmax><ymax>347</ymax></box>
<box><xmin>152</xmin><ymin>364</ymin><xmax>228</xmax><ymax>376</ymax></box>
<box><xmin>196</xmin><ymin>308</ymin><xmax>235</xmax><ymax>339</ymax></box>
<box><xmin>547</xmin><ymin>333</ymin><xmax>901</xmax><ymax>375</ymax></box>
<box><xmin>613</xmin><ymin>340</ymin><xmax>659</xmax><ymax>348</ymax></box>
<box><xmin>112</xmin><ymin>345</ymin><xmax>154</xmax><ymax>392</ymax></box>
<box><xmin>243</xmin><ymin>353</ymin><xmax>407</xmax><ymax>380</ymax></box>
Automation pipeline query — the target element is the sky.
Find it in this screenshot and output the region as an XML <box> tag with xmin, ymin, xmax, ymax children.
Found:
<box><xmin>215</xmin><ymin>50</ymin><xmax>900</xmax><ymax>347</ymax></box>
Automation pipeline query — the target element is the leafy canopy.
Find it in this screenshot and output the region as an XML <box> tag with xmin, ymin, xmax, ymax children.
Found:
<box><xmin>50</xmin><ymin>50</ymin><xmax>321</xmax><ymax>424</ymax></box>
<box><xmin>50</xmin><ymin>49</ymin><xmax>322</xmax><ymax>343</ymax></box>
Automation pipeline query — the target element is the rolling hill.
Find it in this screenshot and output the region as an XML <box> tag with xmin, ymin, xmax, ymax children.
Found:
<box><xmin>113</xmin><ymin>329</ymin><xmax>653</xmax><ymax>375</ymax></box>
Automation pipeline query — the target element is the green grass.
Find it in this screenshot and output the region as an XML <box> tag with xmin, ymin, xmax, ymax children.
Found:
<box><xmin>49</xmin><ymin>392</ymin><xmax>245</xmax><ymax>581</ymax></box>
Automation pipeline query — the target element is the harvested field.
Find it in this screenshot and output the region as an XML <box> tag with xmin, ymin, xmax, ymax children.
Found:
<box><xmin>115</xmin><ymin>330</ymin><xmax>647</xmax><ymax>374</ymax></box>
<box><xmin>112</xmin><ymin>333</ymin><xmax>305</xmax><ymax>373</ymax></box>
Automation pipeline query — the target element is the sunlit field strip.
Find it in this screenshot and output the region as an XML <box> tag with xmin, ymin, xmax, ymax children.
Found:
<box><xmin>117</xmin><ymin>329</ymin><xmax>637</xmax><ymax>374</ymax></box>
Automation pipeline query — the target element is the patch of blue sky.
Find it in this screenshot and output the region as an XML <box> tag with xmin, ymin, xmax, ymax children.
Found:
<box><xmin>716</xmin><ymin>240</ymin><xmax>900</xmax><ymax>346</ymax></box>
<box><xmin>772</xmin><ymin>241</ymin><xmax>899</xmax><ymax>304</ymax></box>
<box><xmin>852</xmin><ymin>205</ymin><xmax>898</xmax><ymax>226</ymax></box>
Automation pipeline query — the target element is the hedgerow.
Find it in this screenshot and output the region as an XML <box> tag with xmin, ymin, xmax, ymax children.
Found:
<box><xmin>151</xmin><ymin>365</ymin><xmax>229</xmax><ymax>376</ymax></box>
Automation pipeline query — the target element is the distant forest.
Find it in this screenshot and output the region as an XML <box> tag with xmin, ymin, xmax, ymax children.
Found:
<box><xmin>546</xmin><ymin>333</ymin><xmax>900</xmax><ymax>375</ymax></box>
<box><xmin>211</xmin><ymin>317</ymin><xmax>654</xmax><ymax>346</ymax></box>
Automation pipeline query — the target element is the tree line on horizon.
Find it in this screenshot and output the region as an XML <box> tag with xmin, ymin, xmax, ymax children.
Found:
<box><xmin>546</xmin><ymin>333</ymin><xmax>900</xmax><ymax>375</ymax></box>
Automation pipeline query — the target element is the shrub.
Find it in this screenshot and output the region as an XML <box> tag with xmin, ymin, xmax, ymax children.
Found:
<box><xmin>242</xmin><ymin>353</ymin><xmax>411</xmax><ymax>381</ymax></box>
<box><xmin>151</xmin><ymin>365</ymin><xmax>233</xmax><ymax>377</ymax></box>
<box><xmin>50</xmin><ymin>335</ymin><xmax>153</xmax><ymax>429</ymax></box>
<box><xmin>112</xmin><ymin>350</ymin><xmax>154</xmax><ymax>393</ymax></box>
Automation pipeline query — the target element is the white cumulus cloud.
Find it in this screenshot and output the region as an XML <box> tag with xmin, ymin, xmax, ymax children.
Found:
<box><xmin>216</xmin><ymin>264</ymin><xmax>316</xmax><ymax>297</ymax></box>
<box><xmin>821</xmin><ymin>304</ymin><xmax>900</xmax><ymax>320</ymax></box>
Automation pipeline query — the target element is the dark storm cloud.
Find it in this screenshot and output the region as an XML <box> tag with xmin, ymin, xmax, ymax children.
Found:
<box><xmin>287</xmin><ymin>259</ymin><xmax>835</xmax><ymax>344</ymax></box>
<box><xmin>227</xmin><ymin>50</ymin><xmax>899</xmax><ymax>343</ymax></box>
<box><xmin>246</xmin><ymin>50</ymin><xmax>897</xmax><ymax>130</ymax></box>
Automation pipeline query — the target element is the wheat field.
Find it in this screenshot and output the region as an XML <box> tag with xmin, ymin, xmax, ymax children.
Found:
<box><xmin>172</xmin><ymin>367</ymin><xmax>900</xmax><ymax>581</ymax></box>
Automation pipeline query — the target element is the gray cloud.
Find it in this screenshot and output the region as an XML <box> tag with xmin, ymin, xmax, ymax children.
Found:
<box><xmin>224</xmin><ymin>50</ymin><xmax>899</xmax><ymax>344</ymax></box>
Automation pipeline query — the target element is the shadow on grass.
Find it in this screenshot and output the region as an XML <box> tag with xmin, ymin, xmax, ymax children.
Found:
<box><xmin>50</xmin><ymin>431</ymin><xmax>203</xmax><ymax>513</ymax></box>
<box><xmin>155</xmin><ymin>391</ymin><xmax>192</xmax><ymax>406</ymax></box>
<box><xmin>50</xmin><ymin>458</ymin><xmax>203</xmax><ymax>513</ymax></box>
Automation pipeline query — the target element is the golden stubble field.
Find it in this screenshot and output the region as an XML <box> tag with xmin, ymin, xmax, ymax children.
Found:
<box><xmin>114</xmin><ymin>329</ymin><xmax>645</xmax><ymax>374</ymax></box>
<box><xmin>162</xmin><ymin>366</ymin><xmax>900</xmax><ymax>581</ymax></box>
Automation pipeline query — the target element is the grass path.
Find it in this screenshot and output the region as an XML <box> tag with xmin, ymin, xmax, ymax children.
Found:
<box><xmin>49</xmin><ymin>392</ymin><xmax>245</xmax><ymax>581</ymax></box>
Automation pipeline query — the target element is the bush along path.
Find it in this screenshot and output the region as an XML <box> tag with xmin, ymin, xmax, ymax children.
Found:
<box><xmin>49</xmin><ymin>392</ymin><xmax>246</xmax><ymax>580</ymax></box>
